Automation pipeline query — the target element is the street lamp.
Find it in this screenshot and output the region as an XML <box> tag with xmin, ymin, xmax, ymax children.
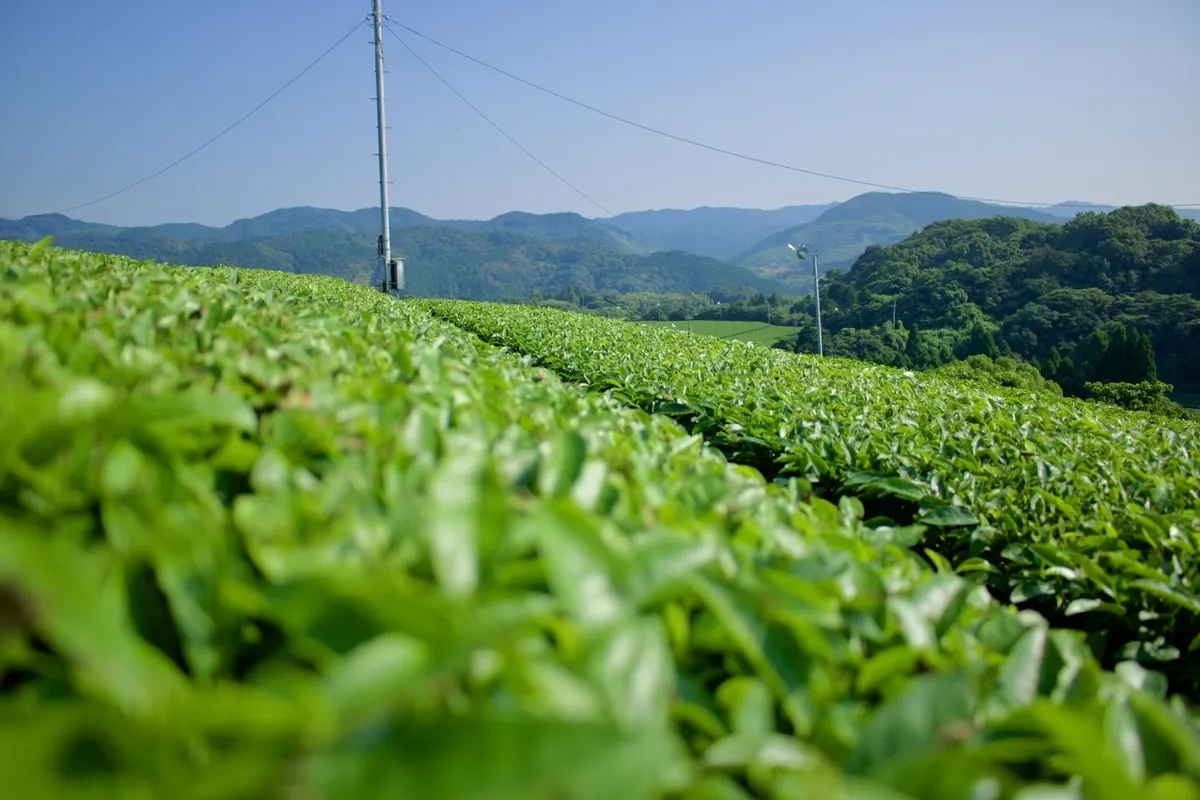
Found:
<box><xmin>788</xmin><ymin>243</ymin><xmax>822</xmax><ymax>356</ymax></box>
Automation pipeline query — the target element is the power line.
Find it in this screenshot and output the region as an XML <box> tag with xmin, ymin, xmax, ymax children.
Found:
<box><xmin>35</xmin><ymin>19</ymin><xmax>366</xmax><ymax>217</ymax></box>
<box><xmin>389</xmin><ymin>21</ymin><xmax>1200</xmax><ymax>210</ymax></box>
<box><xmin>386</xmin><ymin>25</ymin><xmax>614</xmax><ymax>217</ymax></box>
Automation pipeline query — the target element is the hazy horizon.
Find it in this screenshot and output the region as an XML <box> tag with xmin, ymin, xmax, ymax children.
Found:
<box><xmin>3</xmin><ymin>0</ymin><xmax>1197</xmax><ymax>227</ymax></box>
<box><xmin>9</xmin><ymin>193</ymin><xmax>1184</xmax><ymax>232</ymax></box>
<box><xmin>6</xmin><ymin>199</ymin><xmax>850</xmax><ymax>227</ymax></box>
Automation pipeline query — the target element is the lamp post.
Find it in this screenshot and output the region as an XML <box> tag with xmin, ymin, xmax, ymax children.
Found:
<box><xmin>788</xmin><ymin>243</ymin><xmax>822</xmax><ymax>356</ymax></box>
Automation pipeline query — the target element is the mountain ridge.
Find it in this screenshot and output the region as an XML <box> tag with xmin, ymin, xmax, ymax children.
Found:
<box><xmin>7</xmin><ymin>195</ymin><xmax>1196</xmax><ymax>263</ymax></box>
<box><xmin>734</xmin><ymin>192</ymin><xmax>1069</xmax><ymax>287</ymax></box>
<box><xmin>6</xmin><ymin>194</ymin><xmax>1197</xmax><ymax>301</ymax></box>
<box><xmin>600</xmin><ymin>203</ymin><xmax>838</xmax><ymax>260</ymax></box>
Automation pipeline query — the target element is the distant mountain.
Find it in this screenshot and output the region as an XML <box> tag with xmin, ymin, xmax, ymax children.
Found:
<box><xmin>0</xmin><ymin>207</ymin><xmax>430</xmax><ymax>246</ymax></box>
<box><xmin>0</xmin><ymin>205</ymin><xmax>646</xmax><ymax>254</ymax></box>
<box><xmin>392</xmin><ymin>227</ymin><xmax>783</xmax><ymax>298</ymax></box>
<box><xmin>0</xmin><ymin>214</ymin><xmax>124</xmax><ymax>241</ymax></box>
<box><xmin>464</xmin><ymin>211</ymin><xmax>650</xmax><ymax>254</ymax></box>
<box><xmin>8</xmin><ymin>196</ymin><xmax>1194</xmax><ymax>297</ymax></box>
<box><xmin>1037</xmin><ymin>201</ymin><xmax>1120</xmax><ymax>219</ymax></box>
<box><xmin>603</xmin><ymin>203</ymin><xmax>837</xmax><ymax>260</ymax></box>
<box><xmin>0</xmin><ymin>217</ymin><xmax>787</xmax><ymax>300</ymax></box>
<box><xmin>735</xmin><ymin>192</ymin><xmax>1064</xmax><ymax>287</ymax></box>
<box><xmin>207</xmin><ymin>206</ymin><xmax>447</xmax><ymax>241</ymax></box>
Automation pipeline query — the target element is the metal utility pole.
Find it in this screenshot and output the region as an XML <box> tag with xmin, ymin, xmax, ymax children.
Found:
<box><xmin>788</xmin><ymin>243</ymin><xmax>823</xmax><ymax>356</ymax></box>
<box><xmin>812</xmin><ymin>250</ymin><xmax>823</xmax><ymax>356</ymax></box>
<box><xmin>372</xmin><ymin>0</ymin><xmax>402</xmax><ymax>293</ymax></box>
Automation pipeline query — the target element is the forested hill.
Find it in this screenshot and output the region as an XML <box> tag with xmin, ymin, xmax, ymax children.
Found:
<box><xmin>1</xmin><ymin>225</ymin><xmax>788</xmax><ymax>300</ymax></box>
<box><xmin>818</xmin><ymin>203</ymin><xmax>1200</xmax><ymax>388</ymax></box>
<box><xmin>395</xmin><ymin>227</ymin><xmax>786</xmax><ymax>297</ymax></box>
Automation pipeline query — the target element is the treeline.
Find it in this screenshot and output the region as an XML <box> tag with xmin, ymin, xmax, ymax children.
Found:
<box><xmin>525</xmin><ymin>285</ymin><xmax>814</xmax><ymax>325</ymax></box>
<box><xmin>806</xmin><ymin>204</ymin><xmax>1198</xmax><ymax>381</ymax></box>
<box><xmin>775</xmin><ymin>318</ymin><xmax>1187</xmax><ymax>418</ymax></box>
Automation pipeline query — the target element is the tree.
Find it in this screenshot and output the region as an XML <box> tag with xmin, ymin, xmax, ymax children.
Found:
<box><xmin>774</xmin><ymin>325</ymin><xmax>819</xmax><ymax>355</ymax></box>
<box><xmin>961</xmin><ymin>323</ymin><xmax>1001</xmax><ymax>360</ymax></box>
<box><xmin>1077</xmin><ymin>323</ymin><xmax>1157</xmax><ymax>387</ymax></box>
<box><xmin>904</xmin><ymin>324</ymin><xmax>925</xmax><ymax>366</ymax></box>
<box><xmin>1078</xmin><ymin>328</ymin><xmax>1110</xmax><ymax>386</ymax></box>
<box><xmin>1039</xmin><ymin>346</ymin><xmax>1071</xmax><ymax>388</ymax></box>
<box><xmin>1084</xmin><ymin>380</ymin><xmax>1188</xmax><ymax>419</ymax></box>
<box><xmin>934</xmin><ymin>355</ymin><xmax>1063</xmax><ymax>396</ymax></box>
<box><xmin>1114</xmin><ymin>326</ymin><xmax>1157</xmax><ymax>383</ymax></box>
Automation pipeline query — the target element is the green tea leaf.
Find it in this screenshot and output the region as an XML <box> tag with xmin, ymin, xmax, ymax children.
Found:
<box><xmin>844</xmin><ymin>671</ymin><xmax>975</xmax><ymax>777</ymax></box>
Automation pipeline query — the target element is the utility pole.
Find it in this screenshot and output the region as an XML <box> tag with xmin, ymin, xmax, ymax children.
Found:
<box><xmin>788</xmin><ymin>243</ymin><xmax>823</xmax><ymax>356</ymax></box>
<box><xmin>892</xmin><ymin>298</ymin><xmax>897</xmax><ymax>328</ymax></box>
<box><xmin>372</xmin><ymin>0</ymin><xmax>402</xmax><ymax>293</ymax></box>
<box><xmin>812</xmin><ymin>251</ymin><xmax>823</xmax><ymax>356</ymax></box>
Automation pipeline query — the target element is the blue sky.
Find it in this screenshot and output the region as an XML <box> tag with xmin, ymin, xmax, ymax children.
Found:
<box><xmin>1</xmin><ymin>0</ymin><xmax>1197</xmax><ymax>226</ymax></box>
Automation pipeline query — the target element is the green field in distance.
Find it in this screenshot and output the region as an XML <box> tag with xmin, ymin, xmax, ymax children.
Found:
<box><xmin>638</xmin><ymin>319</ymin><xmax>798</xmax><ymax>345</ymax></box>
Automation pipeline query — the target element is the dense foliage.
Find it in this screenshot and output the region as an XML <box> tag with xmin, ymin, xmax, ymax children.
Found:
<box><xmin>929</xmin><ymin>355</ymin><xmax>1065</xmax><ymax>396</ymax></box>
<box><xmin>6</xmin><ymin>240</ymin><xmax>1200</xmax><ymax>798</ymax></box>
<box><xmin>1084</xmin><ymin>381</ymin><xmax>1196</xmax><ymax>420</ymax></box>
<box><xmin>812</xmin><ymin>205</ymin><xmax>1200</xmax><ymax>391</ymax></box>
<box><xmin>420</xmin><ymin>301</ymin><xmax>1200</xmax><ymax>697</ymax></box>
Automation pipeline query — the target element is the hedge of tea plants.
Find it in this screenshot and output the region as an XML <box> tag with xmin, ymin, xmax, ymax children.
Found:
<box><xmin>1</xmin><ymin>240</ymin><xmax>1198</xmax><ymax>799</ymax></box>
<box><xmin>420</xmin><ymin>300</ymin><xmax>1200</xmax><ymax>695</ymax></box>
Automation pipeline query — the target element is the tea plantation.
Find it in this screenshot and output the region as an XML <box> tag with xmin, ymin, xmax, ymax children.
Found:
<box><xmin>2</xmin><ymin>239</ymin><xmax>1199</xmax><ymax>800</ymax></box>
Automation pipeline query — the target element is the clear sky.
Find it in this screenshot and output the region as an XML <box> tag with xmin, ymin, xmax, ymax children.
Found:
<box><xmin>2</xmin><ymin>0</ymin><xmax>1198</xmax><ymax>227</ymax></box>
